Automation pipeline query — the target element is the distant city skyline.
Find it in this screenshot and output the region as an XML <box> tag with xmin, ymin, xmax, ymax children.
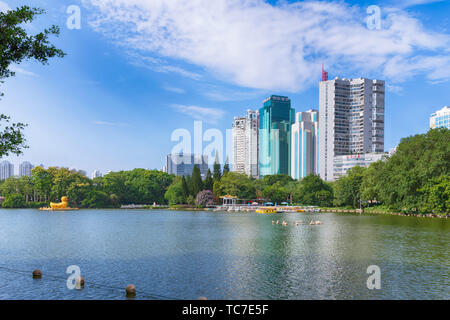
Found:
<box><xmin>1</xmin><ymin>0</ymin><xmax>449</xmax><ymax>175</ymax></box>
<box><xmin>0</xmin><ymin>159</ymin><xmax>104</xmax><ymax>180</ymax></box>
<box><xmin>165</xmin><ymin>153</ymin><xmax>209</xmax><ymax>178</ymax></box>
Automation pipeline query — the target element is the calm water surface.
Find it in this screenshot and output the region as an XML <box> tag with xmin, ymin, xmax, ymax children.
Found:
<box><xmin>0</xmin><ymin>209</ymin><xmax>448</xmax><ymax>300</ymax></box>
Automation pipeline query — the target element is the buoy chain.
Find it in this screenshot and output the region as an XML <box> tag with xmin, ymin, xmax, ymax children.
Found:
<box><xmin>0</xmin><ymin>265</ymin><xmax>182</xmax><ymax>300</ymax></box>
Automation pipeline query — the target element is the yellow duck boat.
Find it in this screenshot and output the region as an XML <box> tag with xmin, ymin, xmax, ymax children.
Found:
<box><xmin>40</xmin><ymin>196</ymin><xmax>79</xmax><ymax>211</ymax></box>
<box><xmin>256</xmin><ymin>207</ymin><xmax>278</xmax><ymax>214</ymax></box>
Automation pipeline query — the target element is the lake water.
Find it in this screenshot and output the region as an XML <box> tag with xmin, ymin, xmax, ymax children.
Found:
<box><xmin>0</xmin><ymin>209</ymin><xmax>448</xmax><ymax>300</ymax></box>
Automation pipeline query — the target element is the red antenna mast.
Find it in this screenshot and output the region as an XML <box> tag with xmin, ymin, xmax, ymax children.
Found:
<box><xmin>322</xmin><ymin>63</ymin><xmax>328</xmax><ymax>81</ymax></box>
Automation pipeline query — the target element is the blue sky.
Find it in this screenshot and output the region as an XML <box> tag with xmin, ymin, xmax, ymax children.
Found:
<box><xmin>1</xmin><ymin>0</ymin><xmax>449</xmax><ymax>176</ymax></box>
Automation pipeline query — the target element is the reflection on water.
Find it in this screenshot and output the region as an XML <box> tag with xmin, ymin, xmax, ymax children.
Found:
<box><xmin>0</xmin><ymin>209</ymin><xmax>448</xmax><ymax>300</ymax></box>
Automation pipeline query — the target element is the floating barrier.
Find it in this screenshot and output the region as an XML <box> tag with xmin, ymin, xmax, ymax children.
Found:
<box><xmin>76</xmin><ymin>276</ymin><xmax>85</xmax><ymax>289</ymax></box>
<box><xmin>32</xmin><ymin>269</ymin><xmax>42</xmax><ymax>279</ymax></box>
<box><xmin>126</xmin><ymin>284</ymin><xmax>136</xmax><ymax>297</ymax></box>
<box><xmin>0</xmin><ymin>265</ymin><xmax>181</xmax><ymax>300</ymax></box>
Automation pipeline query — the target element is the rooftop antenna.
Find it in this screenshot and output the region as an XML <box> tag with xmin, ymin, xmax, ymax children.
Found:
<box><xmin>322</xmin><ymin>62</ymin><xmax>328</xmax><ymax>81</ymax></box>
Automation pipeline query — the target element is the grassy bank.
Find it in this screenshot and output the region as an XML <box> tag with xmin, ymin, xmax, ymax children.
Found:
<box><xmin>320</xmin><ymin>206</ymin><xmax>449</xmax><ymax>219</ymax></box>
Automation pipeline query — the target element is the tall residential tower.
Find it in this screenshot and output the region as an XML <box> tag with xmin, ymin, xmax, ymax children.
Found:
<box><xmin>291</xmin><ymin>110</ymin><xmax>319</xmax><ymax>180</ymax></box>
<box><xmin>319</xmin><ymin>77</ymin><xmax>385</xmax><ymax>181</ymax></box>
<box><xmin>0</xmin><ymin>161</ymin><xmax>14</xmax><ymax>180</ymax></box>
<box><xmin>19</xmin><ymin>161</ymin><xmax>34</xmax><ymax>177</ymax></box>
<box><xmin>232</xmin><ymin>110</ymin><xmax>259</xmax><ymax>178</ymax></box>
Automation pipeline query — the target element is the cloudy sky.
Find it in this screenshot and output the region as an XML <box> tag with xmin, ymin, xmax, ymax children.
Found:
<box><xmin>1</xmin><ymin>0</ymin><xmax>449</xmax><ymax>175</ymax></box>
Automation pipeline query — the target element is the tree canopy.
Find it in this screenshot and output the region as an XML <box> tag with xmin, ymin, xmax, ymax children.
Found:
<box><xmin>0</xmin><ymin>6</ymin><xmax>65</xmax><ymax>157</ymax></box>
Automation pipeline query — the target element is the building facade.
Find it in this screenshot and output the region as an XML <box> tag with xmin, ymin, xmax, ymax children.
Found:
<box><xmin>319</xmin><ymin>77</ymin><xmax>385</xmax><ymax>181</ymax></box>
<box><xmin>259</xmin><ymin>95</ymin><xmax>295</xmax><ymax>177</ymax></box>
<box><xmin>19</xmin><ymin>161</ymin><xmax>34</xmax><ymax>177</ymax></box>
<box><xmin>291</xmin><ymin>110</ymin><xmax>319</xmax><ymax>180</ymax></box>
<box><xmin>333</xmin><ymin>152</ymin><xmax>388</xmax><ymax>179</ymax></box>
<box><xmin>166</xmin><ymin>153</ymin><xmax>209</xmax><ymax>178</ymax></box>
<box><xmin>91</xmin><ymin>170</ymin><xmax>103</xmax><ymax>179</ymax></box>
<box><xmin>430</xmin><ymin>106</ymin><xmax>450</xmax><ymax>129</ymax></box>
<box><xmin>232</xmin><ymin>110</ymin><xmax>259</xmax><ymax>178</ymax></box>
<box><xmin>0</xmin><ymin>161</ymin><xmax>14</xmax><ymax>180</ymax></box>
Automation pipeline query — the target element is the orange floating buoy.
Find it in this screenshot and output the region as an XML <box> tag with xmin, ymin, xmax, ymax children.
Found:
<box><xmin>126</xmin><ymin>284</ymin><xmax>136</xmax><ymax>297</ymax></box>
<box><xmin>198</xmin><ymin>296</ymin><xmax>208</xmax><ymax>300</ymax></box>
<box><xmin>76</xmin><ymin>276</ymin><xmax>85</xmax><ymax>289</ymax></box>
<box><xmin>32</xmin><ymin>269</ymin><xmax>42</xmax><ymax>279</ymax></box>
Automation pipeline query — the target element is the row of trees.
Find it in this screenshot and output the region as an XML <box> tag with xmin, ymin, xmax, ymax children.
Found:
<box><xmin>333</xmin><ymin>128</ymin><xmax>449</xmax><ymax>214</ymax></box>
<box><xmin>0</xmin><ymin>167</ymin><xmax>175</xmax><ymax>208</ymax></box>
<box><xmin>164</xmin><ymin>163</ymin><xmax>334</xmax><ymax>207</ymax></box>
<box><xmin>165</xmin><ymin>128</ymin><xmax>449</xmax><ymax>215</ymax></box>
<box><xmin>1</xmin><ymin>129</ymin><xmax>448</xmax><ymax>213</ymax></box>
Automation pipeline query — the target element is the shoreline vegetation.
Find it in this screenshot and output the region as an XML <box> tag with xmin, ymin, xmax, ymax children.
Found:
<box><xmin>0</xmin><ymin>129</ymin><xmax>448</xmax><ymax>218</ymax></box>
<box><xmin>2</xmin><ymin>206</ymin><xmax>447</xmax><ymax>219</ymax></box>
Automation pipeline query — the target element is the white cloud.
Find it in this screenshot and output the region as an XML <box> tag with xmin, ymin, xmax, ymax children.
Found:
<box><xmin>163</xmin><ymin>85</ymin><xmax>186</xmax><ymax>94</ymax></box>
<box><xmin>83</xmin><ymin>0</ymin><xmax>450</xmax><ymax>91</ymax></box>
<box><xmin>386</xmin><ymin>84</ymin><xmax>403</xmax><ymax>95</ymax></box>
<box><xmin>9</xmin><ymin>65</ymin><xmax>37</xmax><ymax>77</ymax></box>
<box><xmin>396</xmin><ymin>0</ymin><xmax>445</xmax><ymax>8</ymax></box>
<box><xmin>0</xmin><ymin>1</ymin><xmax>9</xmax><ymax>12</ymax></box>
<box><xmin>383</xmin><ymin>55</ymin><xmax>450</xmax><ymax>82</ymax></box>
<box><xmin>171</xmin><ymin>104</ymin><xmax>225</xmax><ymax>124</ymax></box>
<box><xmin>92</xmin><ymin>120</ymin><xmax>128</xmax><ymax>126</ymax></box>
<box><xmin>127</xmin><ymin>52</ymin><xmax>202</xmax><ymax>80</ymax></box>
<box><xmin>202</xmin><ymin>87</ymin><xmax>268</xmax><ymax>102</ymax></box>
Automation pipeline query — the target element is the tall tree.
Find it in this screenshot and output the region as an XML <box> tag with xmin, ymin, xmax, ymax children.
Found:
<box><xmin>164</xmin><ymin>176</ymin><xmax>186</xmax><ymax>206</ymax></box>
<box><xmin>213</xmin><ymin>153</ymin><xmax>222</xmax><ymax>181</ymax></box>
<box><xmin>0</xmin><ymin>6</ymin><xmax>65</xmax><ymax>157</ymax></box>
<box><xmin>223</xmin><ymin>157</ymin><xmax>230</xmax><ymax>175</ymax></box>
<box><xmin>333</xmin><ymin>166</ymin><xmax>366</xmax><ymax>208</ymax></box>
<box><xmin>191</xmin><ymin>166</ymin><xmax>203</xmax><ymax>196</ymax></box>
<box><xmin>181</xmin><ymin>176</ymin><xmax>189</xmax><ymax>197</ymax></box>
<box><xmin>204</xmin><ymin>169</ymin><xmax>214</xmax><ymax>191</ymax></box>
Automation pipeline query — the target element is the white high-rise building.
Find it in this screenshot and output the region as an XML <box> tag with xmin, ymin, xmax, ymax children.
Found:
<box><xmin>0</xmin><ymin>161</ymin><xmax>14</xmax><ymax>180</ymax></box>
<box><xmin>291</xmin><ymin>110</ymin><xmax>319</xmax><ymax>180</ymax></box>
<box><xmin>319</xmin><ymin>77</ymin><xmax>385</xmax><ymax>181</ymax></box>
<box><xmin>91</xmin><ymin>170</ymin><xmax>103</xmax><ymax>179</ymax></box>
<box><xmin>430</xmin><ymin>106</ymin><xmax>450</xmax><ymax>129</ymax></box>
<box><xmin>19</xmin><ymin>161</ymin><xmax>34</xmax><ymax>177</ymax></box>
<box><xmin>232</xmin><ymin>110</ymin><xmax>259</xmax><ymax>178</ymax></box>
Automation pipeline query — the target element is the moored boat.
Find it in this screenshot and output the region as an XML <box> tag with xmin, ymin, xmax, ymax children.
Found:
<box><xmin>256</xmin><ymin>207</ymin><xmax>278</xmax><ymax>214</ymax></box>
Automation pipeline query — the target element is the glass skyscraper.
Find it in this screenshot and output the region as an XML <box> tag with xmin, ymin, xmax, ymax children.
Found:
<box><xmin>259</xmin><ymin>95</ymin><xmax>295</xmax><ymax>177</ymax></box>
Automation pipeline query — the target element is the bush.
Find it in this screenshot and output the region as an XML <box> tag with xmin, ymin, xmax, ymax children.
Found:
<box><xmin>25</xmin><ymin>202</ymin><xmax>49</xmax><ymax>208</ymax></box>
<box><xmin>196</xmin><ymin>190</ymin><xmax>214</xmax><ymax>207</ymax></box>
<box><xmin>2</xmin><ymin>194</ymin><xmax>26</xmax><ymax>208</ymax></box>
